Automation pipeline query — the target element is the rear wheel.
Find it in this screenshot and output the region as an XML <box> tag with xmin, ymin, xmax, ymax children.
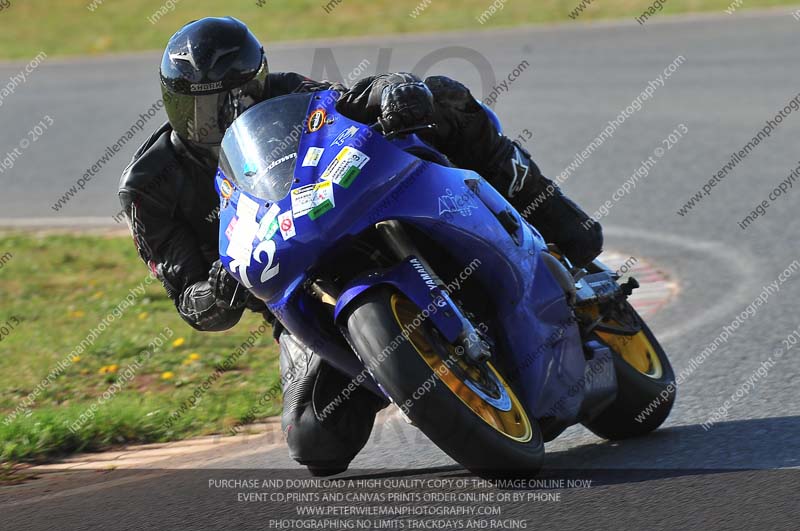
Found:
<box><xmin>345</xmin><ymin>288</ymin><xmax>544</xmax><ymax>477</ymax></box>
<box><xmin>582</xmin><ymin>302</ymin><xmax>676</xmax><ymax>439</ymax></box>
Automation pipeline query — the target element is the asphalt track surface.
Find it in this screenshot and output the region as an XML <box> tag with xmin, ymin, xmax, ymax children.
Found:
<box><xmin>2</xmin><ymin>9</ymin><xmax>800</xmax><ymax>531</ymax></box>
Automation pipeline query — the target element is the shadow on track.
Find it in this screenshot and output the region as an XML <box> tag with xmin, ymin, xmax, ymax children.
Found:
<box><xmin>347</xmin><ymin>416</ymin><xmax>800</xmax><ymax>487</ymax></box>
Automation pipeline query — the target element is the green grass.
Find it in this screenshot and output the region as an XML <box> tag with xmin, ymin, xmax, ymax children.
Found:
<box><xmin>0</xmin><ymin>0</ymin><xmax>797</xmax><ymax>60</ymax></box>
<box><xmin>0</xmin><ymin>233</ymin><xmax>281</xmax><ymax>463</ymax></box>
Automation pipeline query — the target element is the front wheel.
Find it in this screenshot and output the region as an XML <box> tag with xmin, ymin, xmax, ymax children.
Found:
<box><xmin>344</xmin><ymin>288</ymin><xmax>544</xmax><ymax>477</ymax></box>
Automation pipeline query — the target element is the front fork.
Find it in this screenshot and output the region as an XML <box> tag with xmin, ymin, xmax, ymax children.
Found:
<box><xmin>375</xmin><ymin>220</ymin><xmax>492</xmax><ymax>363</ymax></box>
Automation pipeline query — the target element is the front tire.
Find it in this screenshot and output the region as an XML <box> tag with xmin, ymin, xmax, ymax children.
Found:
<box><xmin>344</xmin><ymin>288</ymin><xmax>544</xmax><ymax>477</ymax></box>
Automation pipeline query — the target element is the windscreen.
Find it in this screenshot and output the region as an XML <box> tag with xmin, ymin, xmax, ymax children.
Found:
<box><xmin>218</xmin><ymin>93</ymin><xmax>313</xmax><ymax>201</ymax></box>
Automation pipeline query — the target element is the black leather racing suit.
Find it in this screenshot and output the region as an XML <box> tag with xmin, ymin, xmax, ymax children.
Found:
<box><xmin>119</xmin><ymin>73</ymin><xmax>333</xmax><ymax>331</ymax></box>
<box><xmin>119</xmin><ymin>71</ymin><xmax>602</xmax><ymax>473</ymax></box>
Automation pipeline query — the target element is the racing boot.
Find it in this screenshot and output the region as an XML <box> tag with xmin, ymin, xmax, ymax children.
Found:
<box><xmin>487</xmin><ymin>140</ymin><xmax>603</xmax><ymax>267</ymax></box>
<box><xmin>279</xmin><ymin>331</ymin><xmax>388</xmax><ymax>476</ymax></box>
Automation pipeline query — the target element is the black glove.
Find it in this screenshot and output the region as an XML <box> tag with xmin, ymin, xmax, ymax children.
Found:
<box><xmin>378</xmin><ymin>81</ymin><xmax>435</xmax><ymax>136</ymax></box>
<box><xmin>244</xmin><ymin>295</ymin><xmax>267</xmax><ymax>312</ymax></box>
<box><xmin>416</xmin><ymin>76</ymin><xmax>486</xmax><ymax>162</ymax></box>
<box><xmin>209</xmin><ymin>260</ymin><xmax>249</xmax><ymax>310</ymax></box>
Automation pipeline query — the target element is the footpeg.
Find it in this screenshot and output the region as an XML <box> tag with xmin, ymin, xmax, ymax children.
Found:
<box><xmin>621</xmin><ymin>277</ymin><xmax>639</xmax><ymax>297</ymax></box>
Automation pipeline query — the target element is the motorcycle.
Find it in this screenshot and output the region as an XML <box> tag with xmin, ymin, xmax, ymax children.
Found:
<box><xmin>216</xmin><ymin>90</ymin><xmax>676</xmax><ymax>476</ymax></box>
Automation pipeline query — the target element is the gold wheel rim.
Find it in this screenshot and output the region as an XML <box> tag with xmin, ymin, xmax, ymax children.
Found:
<box><xmin>596</xmin><ymin>318</ymin><xmax>663</xmax><ymax>379</ymax></box>
<box><xmin>391</xmin><ymin>294</ymin><xmax>533</xmax><ymax>442</ymax></box>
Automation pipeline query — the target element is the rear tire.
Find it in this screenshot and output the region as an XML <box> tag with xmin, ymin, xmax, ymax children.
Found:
<box><xmin>344</xmin><ymin>288</ymin><xmax>544</xmax><ymax>477</ymax></box>
<box><xmin>582</xmin><ymin>308</ymin><xmax>676</xmax><ymax>439</ymax></box>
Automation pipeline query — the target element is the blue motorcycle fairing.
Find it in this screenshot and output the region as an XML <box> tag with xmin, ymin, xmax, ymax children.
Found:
<box><xmin>333</xmin><ymin>257</ymin><xmax>467</xmax><ymax>343</ymax></box>
<box><xmin>216</xmin><ymin>90</ymin><xmax>589</xmax><ymax>425</ymax></box>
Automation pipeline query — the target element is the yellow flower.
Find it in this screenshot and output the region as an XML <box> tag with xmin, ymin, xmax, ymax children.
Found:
<box><xmin>107</xmin><ymin>364</ymin><xmax>119</xmax><ymax>373</ymax></box>
<box><xmin>181</xmin><ymin>359</ymin><xmax>193</xmax><ymax>366</ymax></box>
<box><xmin>90</xmin><ymin>35</ymin><xmax>113</xmax><ymax>54</ymax></box>
<box><xmin>91</xmin><ymin>291</ymin><xmax>104</xmax><ymax>300</ymax></box>
<box><xmin>171</xmin><ymin>337</ymin><xmax>185</xmax><ymax>348</ymax></box>
<box><xmin>69</xmin><ymin>310</ymin><xmax>86</xmax><ymax>319</ymax></box>
<box><xmin>188</xmin><ymin>353</ymin><xmax>201</xmax><ymax>361</ymax></box>
<box><xmin>98</xmin><ymin>366</ymin><xmax>109</xmax><ymax>374</ymax></box>
<box><xmin>71</xmin><ymin>355</ymin><xmax>81</xmax><ymax>363</ymax></box>
<box><xmin>161</xmin><ymin>371</ymin><xmax>175</xmax><ymax>380</ymax></box>
<box><xmin>80</xmin><ymin>369</ymin><xmax>90</xmax><ymax>375</ymax></box>
<box><xmin>138</xmin><ymin>312</ymin><xmax>149</xmax><ymax>320</ymax></box>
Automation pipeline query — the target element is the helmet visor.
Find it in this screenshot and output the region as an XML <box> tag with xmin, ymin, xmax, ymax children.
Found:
<box><xmin>164</xmin><ymin>88</ymin><xmax>259</xmax><ymax>147</ymax></box>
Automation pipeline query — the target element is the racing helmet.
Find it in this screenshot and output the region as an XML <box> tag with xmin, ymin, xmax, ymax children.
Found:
<box><xmin>160</xmin><ymin>17</ymin><xmax>268</xmax><ymax>156</ymax></box>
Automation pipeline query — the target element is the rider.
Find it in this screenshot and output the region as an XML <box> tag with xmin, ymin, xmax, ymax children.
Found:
<box><xmin>118</xmin><ymin>17</ymin><xmax>603</xmax><ymax>476</ymax></box>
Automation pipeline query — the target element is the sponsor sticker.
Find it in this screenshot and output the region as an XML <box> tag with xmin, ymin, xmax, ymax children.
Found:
<box><xmin>225</xmin><ymin>216</ymin><xmax>238</xmax><ymax>239</ymax></box>
<box><xmin>278</xmin><ymin>211</ymin><xmax>296</xmax><ymax>240</ymax></box>
<box><xmin>302</xmin><ymin>147</ymin><xmax>325</xmax><ymax>167</ymax></box>
<box><xmin>220</xmin><ymin>179</ymin><xmax>234</xmax><ymax>199</ymax></box>
<box><xmin>291</xmin><ymin>180</ymin><xmax>335</xmax><ymax>219</ymax></box>
<box><xmin>308</xmin><ymin>200</ymin><xmax>333</xmax><ymax>220</ymax></box>
<box><xmin>320</xmin><ymin>146</ymin><xmax>370</xmax><ymax>188</ymax></box>
<box><xmin>264</xmin><ymin>153</ymin><xmax>297</xmax><ymax>174</ymax></box>
<box><xmin>261</xmin><ymin>217</ymin><xmax>279</xmax><ymax>241</ymax></box>
<box><xmin>236</xmin><ymin>194</ymin><xmax>260</xmax><ymax>221</ymax></box>
<box><xmin>331</xmin><ymin>125</ymin><xmax>359</xmax><ymax>147</ymax></box>
<box><xmin>256</xmin><ymin>203</ymin><xmax>281</xmax><ymax>240</ymax></box>
<box><xmin>307</xmin><ymin>109</ymin><xmax>326</xmax><ymax>132</ymax></box>
<box><xmin>226</xmin><ymin>195</ymin><xmax>260</xmax><ymax>263</ymax></box>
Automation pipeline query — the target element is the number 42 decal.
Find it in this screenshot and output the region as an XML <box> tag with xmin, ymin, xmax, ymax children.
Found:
<box><xmin>230</xmin><ymin>240</ymin><xmax>280</xmax><ymax>288</ymax></box>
